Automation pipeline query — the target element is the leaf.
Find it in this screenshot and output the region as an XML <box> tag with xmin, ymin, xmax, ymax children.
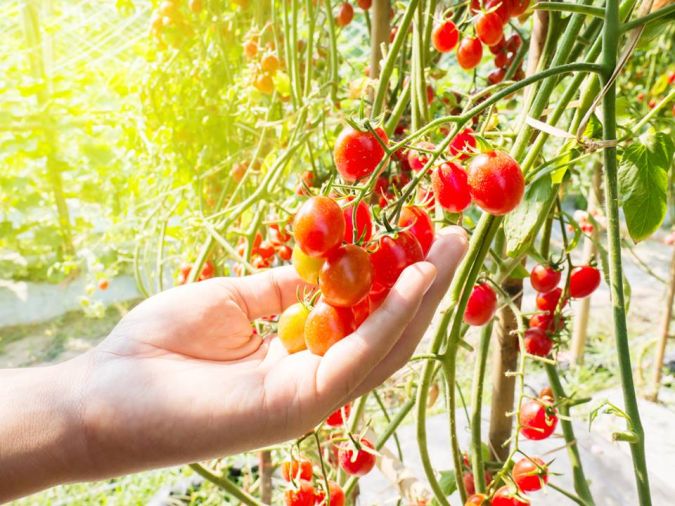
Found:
<box><xmin>618</xmin><ymin>132</ymin><xmax>674</xmax><ymax>242</ymax></box>
<box><xmin>430</xmin><ymin>470</ymin><xmax>457</xmax><ymax>505</ymax></box>
<box><xmin>504</xmin><ymin>175</ymin><xmax>555</xmax><ymax>257</ymax></box>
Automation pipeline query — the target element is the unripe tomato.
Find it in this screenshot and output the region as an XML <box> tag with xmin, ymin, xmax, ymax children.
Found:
<box><xmin>326</xmin><ymin>403</ymin><xmax>351</xmax><ymax>426</ymax></box>
<box><xmin>370</xmin><ymin>231</ymin><xmax>424</xmax><ymax>289</ymax></box>
<box><xmin>535</xmin><ymin>287</ymin><xmax>564</xmax><ymax>313</ymax></box>
<box><xmin>519</xmin><ymin>397</ymin><xmax>558</xmax><ymax>440</ymax></box>
<box><xmin>333</xmin><ymin>126</ymin><xmax>388</xmax><ymax>182</ymax></box>
<box><xmin>510</xmin><ymin>0</ymin><xmax>530</xmax><ymax>17</ymax></box>
<box><xmin>292</xmin><ymin>244</ymin><xmax>325</xmax><ymax>284</ymax></box>
<box><xmin>243</xmin><ymin>39</ymin><xmax>258</xmax><ymax>59</ymax></box>
<box><xmin>281</xmin><ymin>458</ymin><xmax>313</xmax><ymax>482</ymax></box>
<box><xmin>465</xmin><ymin>494</ymin><xmax>489</xmax><ymax>505</ymax></box>
<box><xmin>338</xmin><ymin>438</ymin><xmax>376</xmax><ymax>476</ymax></box>
<box><xmin>254</xmin><ymin>73</ymin><xmax>274</xmax><ymax>95</ymax></box>
<box><xmin>336</xmin><ymin>2</ymin><xmax>354</xmax><ymax>27</ymax></box>
<box><xmin>476</xmin><ymin>12</ymin><xmax>504</xmax><ymax>47</ymax></box>
<box><xmin>523</xmin><ymin>327</ymin><xmax>553</xmax><ymax>356</ymax></box>
<box><xmin>284</xmin><ymin>480</ymin><xmax>317</xmax><ymax>506</ymax></box>
<box><xmin>492</xmin><ymin>486</ymin><xmax>530</xmax><ymax>506</ymax></box>
<box><xmin>407</xmin><ymin>141</ymin><xmax>436</xmax><ymax>171</ymax></box>
<box><xmin>261</xmin><ymin>53</ymin><xmax>280</xmax><ymax>74</ymax></box>
<box><xmin>316</xmin><ymin>480</ymin><xmax>346</xmax><ymax>506</ymax></box>
<box><xmin>356</xmin><ymin>0</ymin><xmax>372</xmax><ymax>9</ymax></box>
<box><xmin>432</xmin><ymin>162</ymin><xmax>472</xmax><ymax>213</ymax></box>
<box><xmin>512</xmin><ymin>456</ymin><xmax>548</xmax><ymax>492</ymax></box>
<box><xmin>449</xmin><ymin>128</ymin><xmax>477</xmax><ymax>160</ymax></box>
<box><xmin>464</xmin><ymin>283</ymin><xmax>497</xmax><ymax>326</ymax></box>
<box><xmin>293</xmin><ymin>196</ymin><xmax>345</xmax><ymax>257</ymax></box>
<box><xmin>530</xmin><ymin>264</ymin><xmax>561</xmax><ymax>293</ymax></box>
<box><xmin>319</xmin><ymin>244</ymin><xmax>373</xmax><ymax>307</ymax></box>
<box><xmin>569</xmin><ymin>265</ymin><xmax>601</xmax><ymax>298</ymax></box>
<box><xmin>305</xmin><ymin>301</ymin><xmax>354</xmax><ymax>355</ymax></box>
<box><xmin>432</xmin><ymin>20</ymin><xmax>460</xmax><ymax>52</ymax></box>
<box><xmin>343</xmin><ymin>199</ymin><xmax>373</xmax><ymax>244</ymax></box>
<box><xmin>398</xmin><ymin>206</ymin><xmax>435</xmax><ymax>256</ymax></box>
<box><xmin>457</xmin><ymin>37</ymin><xmax>483</xmax><ymax>70</ymax></box>
<box><xmin>467</xmin><ymin>150</ymin><xmax>525</xmax><ymax>215</ymax></box>
<box><xmin>278</xmin><ymin>303</ymin><xmax>310</xmax><ymax>353</ymax></box>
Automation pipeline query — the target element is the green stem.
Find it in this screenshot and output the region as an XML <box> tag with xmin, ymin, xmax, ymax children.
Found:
<box><xmin>621</xmin><ymin>3</ymin><xmax>675</xmax><ymax>32</ymax></box>
<box><xmin>534</xmin><ymin>2</ymin><xmax>605</xmax><ymax>18</ymax></box>
<box><xmin>323</xmin><ymin>0</ymin><xmax>339</xmax><ymax>103</ymax></box>
<box><xmin>469</xmin><ymin>322</ymin><xmax>492</xmax><ymax>493</ymax></box>
<box><xmin>189</xmin><ymin>463</ymin><xmax>263</xmax><ymax>506</ymax></box>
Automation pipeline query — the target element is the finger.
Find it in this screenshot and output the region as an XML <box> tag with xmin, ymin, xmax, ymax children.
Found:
<box><xmin>313</xmin><ymin>261</ymin><xmax>437</xmax><ymax>403</ymax></box>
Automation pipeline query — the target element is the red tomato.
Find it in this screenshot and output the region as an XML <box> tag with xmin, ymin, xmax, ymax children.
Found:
<box><xmin>476</xmin><ymin>12</ymin><xmax>504</xmax><ymax>47</ymax></box>
<box><xmin>98</xmin><ymin>279</ymin><xmax>109</xmax><ymax>291</ymax></box>
<box><xmin>352</xmin><ymin>296</ymin><xmax>371</xmax><ymax>326</ymax></box>
<box><xmin>488</xmin><ymin>68</ymin><xmax>506</xmax><ymax>84</ymax></box>
<box><xmin>519</xmin><ymin>397</ymin><xmax>558</xmax><ymax>440</ymax></box>
<box><xmin>368</xmin><ymin>284</ymin><xmax>390</xmax><ymax>312</ymax></box>
<box><xmin>278</xmin><ymin>245</ymin><xmax>293</xmax><ymax>261</ymax></box>
<box><xmin>510</xmin><ymin>0</ymin><xmax>530</xmax><ymax>17</ymax></box>
<box><xmin>539</xmin><ymin>385</ymin><xmax>554</xmax><ymax>400</ymax></box>
<box><xmin>463</xmin><ymin>470</ymin><xmax>493</xmax><ymax>496</ymax></box>
<box><xmin>278</xmin><ymin>303</ymin><xmax>310</xmax><ymax>354</ymax></box>
<box><xmin>535</xmin><ymin>287</ymin><xmax>564</xmax><ymax>313</ymax></box>
<box><xmin>356</xmin><ymin>0</ymin><xmax>372</xmax><ymax>9</ymax></box>
<box><xmin>432</xmin><ymin>20</ymin><xmax>459</xmax><ymax>52</ymax></box>
<box><xmin>284</xmin><ymin>480</ymin><xmax>317</xmax><ymax>506</ymax></box>
<box><xmin>319</xmin><ymin>244</ymin><xmax>373</xmax><ymax>307</ymax></box>
<box><xmin>512</xmin><ymin>456</ymin><xmax>548</xmax><ymax>492</ymax></box>
<box><xmin>464</xmin><ymin>283</ymin><xmax>497</xmax><ymax>326</ymax></box>
<box><xmin>333</xmin><ymin>126</ymin><xmax>388</xmax><ymax>182</ymax></box>
<box><xmin>293</xmin><ymin>196</ymin><xmax>345</xmax><ymax>257</ymax></box>
<box><xmin>457</xmin><ymin>37</ymin><xmax>483</xmax><ymax>70</ymax></box>
<box><xmin>492</xmin><ymin>486</ymin><xmax>530</xmax><ymax>506</ymax></box>
<box><xmin>523</xmin><ymin>327</ymin><xmax>553</xmax><ymax>357</ymax></box>
<box><xmin>281</xmin><ymin>458</ymin><xmax>313</xmax><ymax>482</ymax></box>
<box><xmin>528</xmin><ymin>312</ymin><xmax>555</xmax><ymax>332</ymax></box>
<box><xmin>569</xmin><ymin>265</ymin><xmax>601</xmax><ymax>298</ymax></box>
<box><xmin>407</xmin><ymin>141</ymin><xmax>436</xmax><ymax>172</ymax></box>
<box><xmin>326</xmin><ymin>403</ymin><xmax>351</xmax><ymax>427</ymax></box>
<box><xmin>335</xmin><ymin>1</ymin><xmax>354</xmax><ymax>27</ymax></box>
<box><xmin>467</xmin><ymin>150</ymin><xmax>525</xmax><ymax>215</ymax></box>
<box><xmin>398</xmin><ymin>206</ymin><xmax>434</xmax><ymax>256</ymax></box>
<box><xmin>316</xmin><ymin>480</ymin><xmax>346</xmax><ymax>506</ymax></box>
<box><xmin>485</xmin><ymin>0</ymin><xmax>513</xmax><ymax>22</ymax></box>
<box><xmin>465</xmin><ymin>494</ymin><xmax>489</xmax><ymax>506</ymax></box>
<box><xmin>338</xmin><ymin>438</ymin><xmax>376</xmax><ymax>476</ymax></box>
<box><xmin>431</xmin><ymin>162</ymin><xmax>472</xmax><ymax>213</ymax></box>
<box><xmin>529</xmin><ymin>264</ymin><xmax>561</xmax><ymax>293</ymax></box>
<box><xmin>305</xmin><ymin>301</ymin><xmax>354</xmax><ymax>355</ymax></box>
<box><xmin>256</xmin><ymin>240</ymin><xmax>276</xmax><ymax>259</ymax></box>
<box><xmin>506</xmin><ymin>33</ymin><xmax>522</xmax><ymax>52</ymax></box>
<box><xmin>494</xmin><ymin>50</ymin><xmax>509</xmax><ymax>68</ymax></box>
<box><xmin>449</xmin><ymin>128</ymin><xmax>477</xmax><ymax>160</ymax></box>
<box><xmin>343</xmin><ymin>199</ymin><xmax>373</xmax><ymax>244</ymax></box>
<box><xmin>370</xmin><ymin>231</ymin><xmax>424</xmax><ymax>289</ymax></box>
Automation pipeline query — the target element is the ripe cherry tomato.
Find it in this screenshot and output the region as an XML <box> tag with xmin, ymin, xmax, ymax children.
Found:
<box><xmin>464</xmin><ymin>283</ymin><xmax>498</xmax><ymax>326</ymax></box>
<box><xmin>261</xmin><ymin>53</ymin><xmax>280</xmax><ymax>74</ymax></box>
<box><xmin>457</xmin><ymin>37</ymin><xmax>483</xmax><ymax>70</ymax></box>
<box><xmin>492</xmin><ymin>485</ymin><xmax>530</xmax><ymax>506</ymax></box>
<box><xmin>449</xmin><ymin>128</ymin><xmax>477</xmax><ymax>160</ymax></box>
<box><xmin>305</xmin><ymin>301</ymin><xmax>354</xmax><ymax>355</ymax></box>
<box><xmin>506</xmin><ymin>33</ymin><xmax>522</xmax><ymax>52</ymax></box>
<box><xmin>257</xmin><ymin>240</ymin><xmax>276</xmax><ymax>259</ymax></box>
<box><xmin>485</xmin><ymin>0</ymin><xmax>513</xmax><ymax>22</ymax></box>
<box><xmin>343</xmin><ymin>199</ymin><xmax>373</xmax><ymax>243</ymax></box>
<box><xmin>519</xmin><ymin>397</ymin><xmax>558</xmax><ymax>440</ymax></box>
<box><xmin>326</xmin><ymin>403</ymin><xmax>351</xmax><ymax>427</ymax></box>
<box><xmin>281</xmin><ymin>458</ymin><xmax>313</xmax><ymax>482</ymax></box>
<box><xmin>539</xmin><ymin>385</ymin><xmax>554</xmax><ymax>400</ymax></box>
<box><xmin>357</xmin><ymin>0</ymin><xmax>372</xmax><ymax>9</ymax></box>
<box><xmin>535</xmin><ymin>287</ymin><xmax>564</xmax><ymax>313</ymax></box>
<box><xmin>569</xmin><ymin>265</ymin><xmax>601</xmax><ymax>298</ymax></box>
<box><xmin>316</xmin><ymin>480</ymin><xmax>346</xmax><ymax>506</ymax></box>
<box><xmin>407</xmin><ymin>141</ymin><xmax>436</xmax><ymax>171</ymax></box>
<box><xmin>432</xmin><ymin>162</ymin><xmax>472</xmax><ymax>213</ymax></box>
<box><xmin>465</xmin><ymin>494</ymin><xmax>489</xmax><ymax>506</ymax></box>
<box><xmin>523</xmin><ymin>327</ymin><xmax>553</xmax><ymax>357</ymax></box>
<box><xmin>254</xmin><ymin>73</ymin><xmax>274</xmax><ymax>95</ymax></box>
<box><xmin>510</xmin><ymin>0</ymin><xmax>530</xmax><ymax>17</ymax></box>
<box><xmin>292</xmin><ymin>244</ymin><xmax>325</xmax><ymax>284</ymax></box>
<box><xmin>467</xmin><ymin>150</ymin><xmax>525</xmax><ymax>215</ymax></box>
<box><xmin>352</xmin><ymin>296</ymin><xmax>371</xmax><ymax>326</ymax></box>
<box><xmin>284</xmin><ymin>480</ymin><xmax>317</xmax><ymax>506</ymax></box>
<box><xmin>278</xmin><ymin>245</ymin><xmax>293</xmax><ymax>261</ymax></box>
<box><xmin>293</xmin><ymin>196</ymin><xmax>345</xmax><ymax>257</ymax></box>
<box><xmin>512</xmin><ymin>456</ymin><xmax>548</xmax><ymax>492</ymax></box>
<box><xmin>319</xmin><ymin>244</ymin><xmax>373</xmax><ymax>307</ymax></box>
<box><xmin>432</xmin><ymin>20</ymin><xmax>460</xmax><ymax>52</ymax></box>
<box><xmin>338</xmin><ymin>438</ymin><xmax>376</xmax><ymax>476</ymax></box>
<box><xmin>333</xmin><ymin>126</ymin><xmax>388</xmax><ymax>182</ymax></box>
<box><xmin>370</xmin><ymin>231</ymin><xmax>424</xmax><ymax>289</ymax></box>
<box><xmin>98</xmin><ymin>279</ymin><xmax>109</xmax><ymax>291</ymax></box>
<box><xmin>398</xmin><ymin>206</ymin><xmax>435</xmax><ymax>256</ymax></box>
<box><xmin>476</xmin><ymin>12</ymin><xmax>504</xmax><ymax>47</ymax></box>
<box><xmin>335</xmin><ymin>1</ymin><xmax>354</xmax><ymax>27</ymax></box>
<box><xmin>278</xmin><ymin>303</ymin><xmax>310</xmax><ymax>354</ymax></box>
<box><xmin>488</xmin><ymin>68</ymin><xmax>506</xmax><ymax>84</ymax></box>
<box><xmin>528</xmin><ymin>312</ymin><xmax>561</xmax><ymax>333</ymax></box>
<box><xmin>530</xmin><ymin>264</ymin><xmax>561</xmax><ymax>293</ymax></box>
<box><xmin>463</xmin><ymin>470</ymin><xmax>493</xmax><ymax>496</ymax></box>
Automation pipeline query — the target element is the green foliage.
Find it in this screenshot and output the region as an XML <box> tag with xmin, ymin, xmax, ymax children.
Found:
<box><xmin>504</xmin><ymin>175</ymin><xmax>555</xmax><ymax>257</ymax></box>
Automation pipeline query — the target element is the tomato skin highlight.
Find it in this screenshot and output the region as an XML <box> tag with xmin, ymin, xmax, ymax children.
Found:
<box><xmin>278</xmin><ymin>303</ymin><xmax>310</xmax><ymax>354</ymax></box>
<box><xmin>338</xmin><ymin>438</ymin><xmax>376</xmax><ymax>476</ymax></box>
<box><xmin>492</xmin><ymin>485</ymin><xmax>531</xmax><ymax>506</ymax></box>
<box><xmin>293</xmin><ymin>196</ymin><xmax>345</xmax><ymax>257</ymax></box>
<box><xmin>457</xmin><ymin>37</ymin><xmax>484</xmax><ymax>70</ymax></box>
<box><xmin>281</xmin><ymin>459</ymin><xmax>313</xmax><ymax>482</ymax></box>
<box><xmin>333</xmin><ymin>126</ymin><xmax>388</xmax><ymax>182</ymax></box>
<box><xmin>319</xmin><ymin>244</ymin><xmax>373</xmax><ymax>307</ymax></box>
<box><xmin>522</xmin><ymin>327</ymin><xmax>553</xmax><ymax>356</ymax></box>
<box><xmin>370</xmin><ymin>231</ymin><xmax>424</xmax><ymax>289</ymax></box>
<box><xmin>326</xmin><ymin>403</ymin><xmax>351</xmax><ymax>427</ymax></box>
<box><xmin>529</xmin><ymin>264</ymin><xmax>561</xmax><ymax>293</ymax></box>
<box><xmin>512</xmin><ymin>456</ymin><xmax>548</xmax><ymax>492</ymax></box>
<box><xmin>343</xmin><ymin>199</ymin><xmax>373</xmax><ymax>244</ymax></box>
<box><xmin>292</xmin><ymin>244</ymin><xmax>325</xmax><ymax>284</ymax></box>
<box><xmin>467</xmin><ymin>150</ymin><xmax>525</xmax><ymax>215</ymax></box>
<box><xmin>432</xmin><ymin>20</ymin><xmax>460</xmax><ymax>52</ymax></box>
<box><xmin>519</xmin><ymin>397</ymin><xmax>558</xmax><ymax>440</ymax></box>
<box><xmin>432</xmin><ymin>162</ymin><xmax>472</xmax><ymax>213</ymax></box>
<box><xmin>569</xmin><ymin>265</ymin><xmax>601</xmax><ymax>298</ymax></box>
<box><xmin>398</xmin><ymin>206</ymin><xmax>435</xmax><ymax>256</ymax></box>
<box><xmin>463</xmin><ymin>283</ymin><xmax>498</xmax><ymax>326</ymax></box>
<box><xmin>305</xmin><ymin>301</ymin><xmax>354</xmax><ymax>355</ymax></box>
<box><xmin>476</xmin><ymin>12</ymin><xmax>505</xmax><ymax>47</ymax></box>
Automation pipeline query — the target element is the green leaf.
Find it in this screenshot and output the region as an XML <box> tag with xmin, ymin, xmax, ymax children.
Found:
<box><xmin>618</xmin><ymin>132</ymin><xmax>674</xmax><ymax>242</ymax></box>
<box><xmin>430</xmin><ymin>470</ymin><xmax>457</xmax><ymax>505</ymax></box>
<box><xmin>504</xmin><ymin>175</ymin><xmax>555</xmax><ymax>257</ymax></box>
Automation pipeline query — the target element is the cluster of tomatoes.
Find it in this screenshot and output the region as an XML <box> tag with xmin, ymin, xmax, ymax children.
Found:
<box><xmin>243</xmin><ymin>33</ymin><xmax>282</xmax><ymax>95</ymax></box>
<box><xmin>177</xmin><ymin>259</ymin><xmax>215</xmax><ymax>284</ymax></box>
<box><xmin>236</xmin><ymin>224</ymin><xmax>294</xmax><ymax>273</ymax></box>
<box><xmin>149</xmin><ymin>0</ymin><xmax>203</xmax><ymax>45</ymax></box>
<box><xmin>335</xmin><ymin>0</ymin><xmax>372</xmax><ymax>28</ymax></box>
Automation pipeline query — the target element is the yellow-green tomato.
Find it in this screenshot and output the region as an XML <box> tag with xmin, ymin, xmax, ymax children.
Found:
<box><xmin>292</xmin><ymin>244</ymin><xmax>324</xmax><ymax>284</ymax></box>
<box><xmin>278</xmin><ymin>302</ymin><xmax>310</xmax><ymax>354</ymax></box>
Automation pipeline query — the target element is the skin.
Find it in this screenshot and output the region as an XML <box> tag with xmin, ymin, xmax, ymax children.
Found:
<box><xmin>0</xmin><ymin>226</ymin><xmax>467</xmax><ymax>502</ymax></box>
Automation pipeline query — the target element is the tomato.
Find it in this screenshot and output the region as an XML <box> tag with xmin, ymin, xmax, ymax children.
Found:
<box><xmin>343</xmin><ymin>199</ymin><xmax>373</xmax><ymax>244</ymax></box>
<box><xmin>188</xmin><ymin>0</ymin><xmax>203</xmax><ymax>13</ymax></box>
<box><xmin>370</xmin><ymin>231</ymin><xmax>424</xmax><ymax>289</ymax></box>
<box><xmin>494</xmin><ymin>50</ymin><xmax>509</xmax><ymax>68</ymax></box>
<box><xmin>368</xmin><ymin>284</ymin><xmax>389</xmax><ymax>312</ymax></box>
<box><xmin>528</xmin><ymin>312</ymin><xmax>556</xmax><ymax>332</ymax></box>
<box><xmin>463</xmin><ymin>470</ymin><xmax>493</xmax><ymax>496</ymax></box>
<box><xmin>510</xmin><ymin>0</ymin><xmax>530</xmax><ymax>17</ymax></box>
<box><xmin>398</xmin><ymin>206</ymin><xmax>435</xmax><ymax>256</ymax></box>
<box><xmin>431</xmin><ymin>162</ymin><xmax>472</xmax><ymax>213</ymax></box>
<box><xmin>257</xmin><ymin>240</ymin><xmax>276</xmax><ymax>259</ymax></box>
<box><xmin>448</xmin><ymin>128</ymin><xmax>477</xmax><ymax>160</ymax></box>
<box><xmin>316</xmin><ymin>480</ymin><xmax>346</xmax><ymax>506</ymax></box>
<box><xmin>465</xmin><ymin>494</ymin><xmax>489</xmax><ymax>506</ymax></box>
<box><xmin>293</xmin><ymin>196</ymin><xmax>345</xmax><ymax>257</ymax></box>
<box><xmin>326</xmin><ymin>403</ymin><xmax>351</xmax><ymax>427</ymax></box>
<box><xmin>506</xmin><ymin>33</ymin><xmax>522</xmax><ymax>53</ymax></box>
<box><xmin>519</xmin><ymin>397</ymin><xmax>558</xmax><ymax>440</ymax></box>
<box><xmin>284</xmin><ymin>480</ymin><xmax>317</xmax><ymax>506</ymax></box>
<box><xmin>523</xmin><ymin>327</ymin><xmax>553</xmax><ymax>357</ymax></box>
<box><xmin>488</xmin><ymin>68</ymin><xmax>506</xmax><ymax>84</ymax></box>
<box><xmin>278</xmin><ymin>303</ymin><xmax>310</xmax><ymax>353</ymax></box>
<box><xmin>539</xmin><ymin>386</ymin><xmax>554</xmax><ymax>400</ymax></box>
<box><xmin>352</xmin><ymin>296</ymin><xmax>371</xmax><ymax>326</ymax></box>
<box><xmin>457</xmin><ymin>37</ymin><xmax>483</xmax><ymax>70</ymax></box>
<box><xmin>338</xmin><ymin>438</ymin><xmax>376</xmax><ymax>476</ymax></box>
<box><xmin>335</xmin><ymin>1</ymin><xmax>354</xmax><ymax>27</ymax></box>
<box><xmin>333</xmin><ymin>126</ymin><xmax>388</xmax><ymax>182</ymax></box>
<box><xmin>512</xmin><ymin>456</ymin><xmax>548</xmax><ymax>492</ymax></box>
<box><xmin>98</xmin><ymin>279</ymin><xmax>109</xmax><ymax>291</ymax></box>
<box><xmin>464</xmin><ymin>283</ymin><xmax>498</xmax><ymax>326</ymax></box>
<box><xmin>467</xmin><ymin>150</ymin><xmax>525</xmax><ymax>215</ymax></box>
<box><xmin>305</xmin><ymin>301</ymin><xmax>354</xmax><ymax>355</ymax></box>
<box><xmin>261</xmin><ymin>53</ymin><xmax>280</xmax><ymax>74</ymax></box>
<box><xmin>569</xmin><ymin>265</ymin><xmax>601</xmax><ymax>298</ymax></box>
<box><xmin>319</xmin><ymin>244</ymin><xmax>373</xmax><ymax>307</ymax></box>
<box><xmin>357</xmin><ymin>0</ymin><xmax>372</xmax><ymax>9</ymax></box>
<box><xmin>407</xmin><ymin>141</ymin><xmax>436</xmax><ymax>171</ymax></box>
<box><xmin>432</xmin><ymin>20</ymin><xmax>460</xmax><ymax>52</ymax></box>
<box><xmin>270</xmin><ymin>223</ymin><xmax>292</xmax><ymax>245</ymax></box>
<box><xmin>292</xmin><ymin>244</ymin><xmax>325</xmax><ymax>284</ymax></box>
<box><xmin>243</xmin><ymin>39</ymin><xmax>258</xmax><ymax>59</ymax></box>
<box><xmin>426</xmin><ymin>84</ymin><xmax>435</xmax><ymax>104</ymax></box>
<box><xmin>492</xmin><ymin>486</ymin><xmax>530</xmax><ymax>506</ymax></box>
<box><xmin>278</xmin><ymin>245</ymin><xmax>293</xmax><ymax>261</ymax></box>
<box><xmin>486</xmin><ymin>0</ymin><xmax>513</xmax><ymax>22</ymax></box>
<box><xmin>529</xmin><ymin>264</ymin><xmax>561</xmax><ymax>293</ymax></box>
<box><xmin>535</xmin><ymin>287</ymin><xmax>564</xmax><ymax>313</ymax></box>
<box><xmin>476</xmin><ymin>12</ymin><xmax>504</xmax><ymax>47</ymax></box>
<box><xmin>281</xmin><ymin>458</ymin><xmax>313</xmax><ymax>482</ymax></box>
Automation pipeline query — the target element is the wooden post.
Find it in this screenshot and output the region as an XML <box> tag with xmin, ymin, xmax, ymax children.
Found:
<box><xmin>369</xmin><ymin>0</ymin><xmax>390</xmax><ymax>79</ymax></box>
<box><xmin>258</xmin><ymin>450</ymin><xmax>272</xmax><ymax>504</ymax></box>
